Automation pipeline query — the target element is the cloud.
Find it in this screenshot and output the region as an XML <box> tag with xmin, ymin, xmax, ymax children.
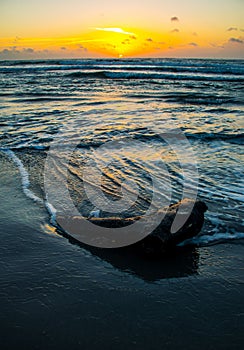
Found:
<box><xmin>23</xmin><ymin>48</ymin><xmax>34</xmax><ymax>53</ymax></box>
<box><xmin>94</xmin><ymin>27</ymin><xmax>136</xmax><ymax>36</ymax></box>
<box><xmin>0</xmin><ymin>48</ymin><xmax>19</xmax><ymax>55</ymax></box>
<box><xmin>227</xmin><ymin>27</ymin><xmax>238</xmax><ymax>32</ymax></box>
<box><xmin>0</xmin><ymin>47</ymin><xmax>53</xmax><ymax>59</ymax></box>
<box><xmin>60</xmin><ymin>47</ymin><xmax>66</xmax><ymax>50</ymax></box>
<box><xmin>241</xmin><ymin>29</ymin><xmax>244</xmax><ymax>32</ymax></box>
<box><xmin>121</xmin><ymin>38</ymin><xmax>130</xmax><ymax>45</ymax></box>
<box><xmin>0</xmin><ymin>47</ymin><xmax>35</xmax><ymax>55</ymax></box>
<box><xmin>171</xmin><ymin>29</ymin><xmax>179</xmax><ymax>33</ymax></box>
<box><xmin>129</xmin><ymin>35</ymin><xmax>137</xmax><ymax>40</ymax></box>
<box><xmin>209</xmin><ymin>43</ymin><xmax>224</xmax><ymax>49</ymax></box>
<box><xmin>146</xmin><ymin>38</ymin><xmax>153</xmax><ymax>42</ymax></box>
<box><xmin>188</xmin><ymin>42</ymin><xmax>198</xmax><ymax>47</ymax></box>
<box><xmin>229</xmin><ymin>37</ymin><xmax>243</xmax><ymax>44</ymax></box>
<box><xmin>78</xmin><ymin>45</ymin><xmax>88</xmax><ymax>51</ymax></box>
<box><xmin>104</xmin><ymin>43</ymin><xmax>116</xmax><ymax>49</ymax></box>
<box><xmin>171</xmin><ymin>16</ymin><xmax>179</xmax><ymax>22</ymax></box>
<box><xmin>0</xmin><ymin>46</ymin><xmax>35</xmax><ymax>59</ymax></box>
<box><xmin>192</xmin><ymin>32</ymin><xmax>198</xmax><ymax>36</ymax></box>
<box><xmin>13</xmin><ymin>36</ymin><xmax>21</xmax><ymax>44</ymax></box>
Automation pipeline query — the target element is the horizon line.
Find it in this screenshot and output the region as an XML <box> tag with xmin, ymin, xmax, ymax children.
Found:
<box><xmin>1</xmin><ymin>56</ymin><xmax>244</xmax><ymax>61</ymax></box>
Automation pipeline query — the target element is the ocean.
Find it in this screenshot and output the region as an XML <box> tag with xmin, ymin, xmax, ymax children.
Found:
<box><xmin>0</xmin><ymin>58</ymin><xmax>243</xmax><ymax>349</ymax></box>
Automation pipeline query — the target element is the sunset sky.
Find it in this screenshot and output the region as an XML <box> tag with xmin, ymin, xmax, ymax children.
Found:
<box><xmin>0</xmin><ymin>0</ymin><xmax>243</xmax><ymax>59</ymax></box>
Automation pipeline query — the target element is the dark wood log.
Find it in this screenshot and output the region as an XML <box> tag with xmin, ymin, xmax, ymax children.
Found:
<box><xmin>87</xmin><ymin>199</ymin><xmax>207</xmax><ymax>256</ymax></box>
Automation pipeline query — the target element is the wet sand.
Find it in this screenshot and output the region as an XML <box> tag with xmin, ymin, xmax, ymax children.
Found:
<box><xmin>0</xmin><ymin>153</ymin><xmax>243</xmax><ymax>350</ymax></box>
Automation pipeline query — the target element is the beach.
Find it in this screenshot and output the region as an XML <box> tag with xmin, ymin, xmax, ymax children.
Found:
<box><xmin>0</xmin><ymin>153</ymin><xmax>244</xmax><ymax>350</ymax></box>
<box><xmin>0</xmin><ymin>58</ymin><xmax>243</xmax><ymax>349</ymax></box>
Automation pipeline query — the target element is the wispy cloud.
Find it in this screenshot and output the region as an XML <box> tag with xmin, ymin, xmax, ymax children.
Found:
<box><xmin>23</xmin><ymin>48</ymin><xmax>34</xmax><ymax>53</ymax></box>
<box><xmin>1</xmin><ymin>47</ymin><xmax>35</xmax><ymax>55</ymax></box>
<box><xmin>0</xmin><ymin>47</ymin><xmax>20</xmax><ymax>55</ymax></box>
<box><xmin>75</xmin><ymin>39</ymin><xmax>106</xmax><ymax>43</ymax></box>
<box><xmin>121</xmin><ymin>38</ymin><xmax>130</xmax><ymax>44</ymax></box>
<box><xmin>209</xmin><ymin>43</ymin><xmax>224</xmax><ymax>49</ymax></box>
<box><xmin>0</xmin><ymin>46</ymin><xmax>41</xmax><ymax>58</ymax></box>
<box><xmin>13</xmin><ymin>36</ymin><xmax>21</xmax><ymax>44</ymax></box>
<box><xmin>171</xmin><ymin>16</ymin><xmax>179</xmax><ymax>22</ymax></box>
<box><xmin>146</xmin><ymin>38</ymin><xmax>153</xmax><ymax>42</ymax></box>
<box><xmin>188</xmin><ymin>42</ymin><xmax>198</xmax><ymax>47</ymax></box>
<box><xmin>227</xmin><ymin>27</ymin><xmax>238</xmax><ymax>32</ymax></box>
<box><xmin>78</xmin><ymin>45</ymin><xmax>88</xmax><ymax>51</ymax></box>
<box><xmin>229</xmin><ymin>37</ymin><xmax>243</xmax><ymax>44</ymax></box>
<box><xmin>94</xmin><ymin>27</ymin><xmax>136</xmax><ymax>36</ymax></box>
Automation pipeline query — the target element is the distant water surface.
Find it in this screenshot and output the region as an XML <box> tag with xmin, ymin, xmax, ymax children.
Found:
<box><xmin>0</xmin><ymin>58</ymin><xmax>244</xmax><ymax>350</ymax></box>
<box><xmin>0</xmin><ymin>58</ymin><xmax>243</xmax><ymax>241</ymax></box>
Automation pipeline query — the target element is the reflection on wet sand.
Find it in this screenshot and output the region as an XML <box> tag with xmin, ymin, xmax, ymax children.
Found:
<box><xmin>61</xmin><ymin>230</ymin><xmax>199</xmax><ymax>282</ymax></box>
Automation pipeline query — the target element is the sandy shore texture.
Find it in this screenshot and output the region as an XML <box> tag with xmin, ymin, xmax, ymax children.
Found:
<box><xmin>0</xmin><ymin>153</ymin><xmax>243</xmax><ymax>350</ymax></box>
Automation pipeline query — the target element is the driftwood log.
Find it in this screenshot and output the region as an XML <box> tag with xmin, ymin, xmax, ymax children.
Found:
<box><xmin>87</xmin><ymin>199</ymin><xmax>208</xmax><ymax>256</ymax></box>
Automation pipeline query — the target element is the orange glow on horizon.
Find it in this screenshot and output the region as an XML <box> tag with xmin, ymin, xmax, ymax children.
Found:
<box><xmin>1</xmin><ymin>0</ymin><xmax>243</xmax><ymax>59</ymax></box>
<box><xmin>0</xmin><ymin>25</ymin><xmax>243</xmax><ymax>59</ymax></box>
<box><xmin>0</xmin><ymin>27</ymin><xmax>200</xmax><ymax>58</ymax></box>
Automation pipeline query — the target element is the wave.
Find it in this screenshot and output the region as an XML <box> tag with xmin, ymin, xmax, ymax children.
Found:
<box><xmin>125</xmin><ymin>92</ymin><xmax>239</xmax><ymax>106</ymax></box>
<box><xmin>129</xmin><ymin>130</ymin><xmax>244</xmax><ymax>145</ymax></box>
<box><xmin>2</xmin><ymin>149</ymin><xmax>57</xmax><ymax>224</ymax></box>
<box><xmin>76</xmin><ymin>131</ymin><xmax>244</xmax><ymax>147</ymax></box>
<box><xmin>65</xmin><ymin>70</ymin><xmax>244</xmax><ymax>82</ymax></box>
<box><xmin>3</xmin><ymin>90</ymin><xmax>241</xmax><ymax>106</ymax></box>
<box><xmin>2</xmin><ymin>149</ymin><xmax>43</xmax><ymax>203</ymax></box>
<box><xmin>2</xmin><ymin>64</ymin><xmax>244</xmax><ymax>76</ymax></box>
<box><xmin>1</xmin><ymin>62</ymin><xmax>244</xmax><ymax>82</ymax></box>
<box><xmin>179</xmin><ymin>231</ymin><xmax>244</xmax><ymax>247</ymax></box>
<box><xmin>0</xmin><ymin>145</ymin><xmax>50</xmax><ymax>151</ymax></box>
<box><xmin>186</xmin><ymin>132</ymin><xmax>244</xmax><ymax>144</ymax></box>
<box><xmin>1</xmin><ymin>58</ymin><xmax>244</xmax><ymax>75</ymax></box>
<box><xmin>2</xmin><ymin>148</ymin><xmax>243</xmax><ymax>248</ymax></box>
<box><xmin>1</xmin><ymin>129</ymin><xmax>242</xmax><ymax>155</ymax></box>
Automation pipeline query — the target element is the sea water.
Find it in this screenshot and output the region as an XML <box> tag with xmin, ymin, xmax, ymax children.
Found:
<box><xmin>0</xmin><ymin>58</ymin><xmax>243</xmax><ymax>349</ymax></box>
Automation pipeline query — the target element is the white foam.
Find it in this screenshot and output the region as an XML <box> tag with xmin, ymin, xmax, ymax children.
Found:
<box><xmin>179</xmin><ymin>231</ymin><xmax>244</xmax><ymax>247</ymax></box>
<box><xmin>3</xmin><ymin>149</ymin><xmax>58</xmax><ymax>225</ymax></box>
<box><xmin>2</xmin><ymin>149</ymin><xmax>243</xmax><ymax>246</ymax></box>
<box><xmin>89</xmin><ymin>209</ymin><xmax>100</xmax><ymax>218</ymax></box>
<box><xmin>3</xmin><ymin>149</ymin><xmax>43</xmax><ymax>204</ymax></box>
<box><xmin>45</xmin><ymin>200</ymin><xmax>57</xmax><ymax>225</ymax></box>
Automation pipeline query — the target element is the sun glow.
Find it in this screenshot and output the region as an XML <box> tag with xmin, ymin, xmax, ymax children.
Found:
<box><xmin>0</xmin><ymin>27</ymin><xmax>200</xmax><ymax>58</ymax></box>
<box><xmin>94</xmin><ymin>28</ymin><xmax>136</xmax><ymax>36</ymax></box>
<box><xmin>1</xmin><ymin>0</ymin><xmax>243</xmax><ymax>59</ymax></box>
<box><xmin>85</xmin><ymin>27</ymin><xmax>169</xmax><ymax>58</ymax></box>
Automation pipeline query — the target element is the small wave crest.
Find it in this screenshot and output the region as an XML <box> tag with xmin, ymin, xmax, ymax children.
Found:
<box><xmin>1</xmin><ymin>59</ymin><xmax>244</xmax><ymax>76</ymax></box>
<box><xmin>3</xmin><ymin>149</ymin><xmax>43</xmax><ymax>204</ymax></box>
<box><xmin>187</xmin><ymin>132</ymin><xmax>244</xmax><ymax>144</ymax></box>
<box><xmin>65</xmin><ymin>70</ymin><xmax>244</xmax><ymax>82</ymax></box>
<box><xmin>1</xmin><ymin>148</ymin><xmax>243</xmax><ymax>248</ymax></box>
<box><xmin>179</xmin><ymin>231</ymin><xmax>244</xmax><ymax>247</ymax></box>
<box><xmin>2</xmin><ymin>149</ymin><xmax>57</xmax><ymax>224</ymax></box>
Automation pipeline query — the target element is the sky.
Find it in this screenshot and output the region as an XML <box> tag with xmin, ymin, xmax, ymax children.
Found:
<box><xmin>0</xmin><ymin>0</ymin><xmax>243</xmax><ymax>59</ymax></box>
